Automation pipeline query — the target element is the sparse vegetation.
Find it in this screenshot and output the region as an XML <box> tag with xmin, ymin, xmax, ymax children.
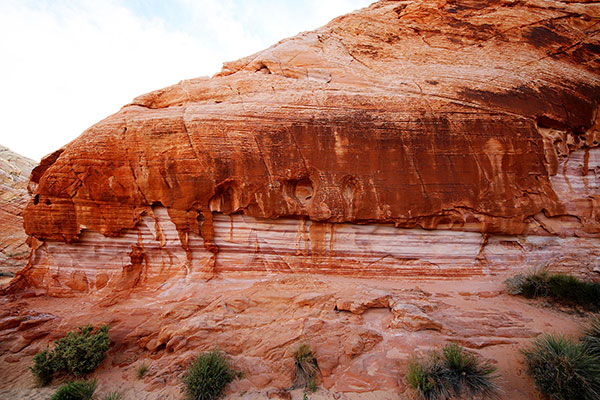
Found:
<box><xmin>505</xmin><ymin>269</ymin><xmax>600</xmax><ymax>310</ymax></box>
<box><xmin>50</xmin><ymin>379</ymin><xmax>97</xmax><ymax>400</ymax></box>
<box><xmin>407</xmin><ymin>343</ymin><xmax>498</xmax><ymax>400</ymax></box>
<box><xmin>182</xmin><ymin>350</ymin><xmax>240</xmax><ymax>400</ymax></box>
<box><xmin>30</xmin><ymin>325</ymin><xmax>110</xmax><ymax>385</ymax></box>
<box><xmin>31</xmin><ymin>349</ymin><xmax>56</xmax><ymax>386</ymax></box>
<box><xmin>407</xmin><ymin>359</ymin><xmax>447</xmax><ymax>400</ymax></box>
<box><xmin>307</xmin><ymin>378</ymin><xmax>318</xmax><ymax>393</ymax></box>
<box><xmin>293</xmin><ymin>344</ymin><xmax>319</xmax><ymax>392</ymax></box>
<box><xmin>522</xmin><ymin>334</ymin><xmax>600</xmax><ymax>400</ymax></box>
<box><xmin>583</xmin><ymin>315</ymin><xmax>600</xmax><ymax>357</ymax></box>
<box><xmin>136</xmin><ymin>362</ymin><xmax>148</xmax><ymax>379</ymax></box>
<box><xmin>52</xmin><ymin>325</ymin><xmax>110</xmax><ymax>376</ymax></box>
<box><xmin>102</xmin><ymin>391</ymin><xmax>123</xmax><ymax>400</ymax></box>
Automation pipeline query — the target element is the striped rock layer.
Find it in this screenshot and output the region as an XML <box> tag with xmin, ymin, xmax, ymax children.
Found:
<box><xmin>13</xmin><ymin>0</ymin><xmax>600</xmax><ymax>292</ymax></box>
<box><xmin>0</xmin><ymin>146</ymin><xmax>35</xmax><ymax>277</ymax></box>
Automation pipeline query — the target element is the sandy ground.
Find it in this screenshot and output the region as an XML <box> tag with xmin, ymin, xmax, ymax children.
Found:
<box><xmin>0</xmin><ymin>387</ymin><xmax>402</xmax><ymax>400</ymax></box>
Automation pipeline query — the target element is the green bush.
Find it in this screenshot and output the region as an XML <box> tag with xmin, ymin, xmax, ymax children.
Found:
<box><xmin>50</xmin><ymin>379</ymin><xmax>96</xmax><ymax>400</ymax></box>
<box><xmin>582</xmin><ymin>315</ymin><xmax>600</xmax><ymax>357</ymax></box>
<box><xmin>407</xmin><ymin>357</ymin><xmax>449</xmax><ymax>400</ymax></box>
<box><xmin>53</xmin><ymin>325</ymin><xmax>110</xmax><ymax>376</ymax></box>
<box><xmin>307</xmin><ymin>378</ymin><xmax>318</xmax><ymax>393</ymax></box>
<box><xmin>102</xmin><ymin>391</ymin><xmax>123</xmax><ymax>400</ymax></box>
<box><xmin>522</xmin><ymin>334</ymin><xmax>600</xmax><ymax>400</ymax></box>
<box><xmin>136</xmin><ymin>362</ymin><xmax>148</xmax><ymax>379</ymax></box>
<box><xmin>548</xmin><ymin>274</ymin><xmax>600</xmax><ymax>307</ymax></box>
<box><xmin>30</xmin><ymin>325</ymin><xmax>110</xmax><ymax>385</ymax></box>
<box><xmin>407</xmin><ymin>343</ymin><xmax>498</xmax><ymax>400</ymax></box>
<box><xmin>30</xmin><ymin>349</ymin><xmax>56</xmax><ymax>386</ymax></box>
<box><xmin>505</xmin><ymin>270</ymin><xmax>600</xmax><ymax>310</ymax></box>
<box><xmin>182</xmin><ymin>350</ymin><xmax>240</xmax><ymax>400</ymax></box>
<box><xmin>442</xmin><ymin>343</ymin><xmax>498</xmax><ymax>396</ymax></box>
<box><xmin>520</xmin><ymin>270</ymin><xmax>551</xmax><ymax>298</ymax></box>
<box><xmin>293</xmin><ymin>344</ymin><xmax>319</xmax><ymax>391</ymax></box>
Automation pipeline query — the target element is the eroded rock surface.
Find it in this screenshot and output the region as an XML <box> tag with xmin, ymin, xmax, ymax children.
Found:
<box><xmin>1</xmin><ymin>0</ymin><xmax>600</xmax><ymax>399</ymax></box>
<box><xmin>0</xmin><ymin>146</ymin><xmax>36</xmax><ymax>278</ymax></box>
<box><xmin>11</xmin><ymin>0</ymin><xmax>600</xmax><ymax>292</ymax></box>
<box><xmin>16</xmin><ymin>207</ymin><xmax>600</xmax><ymax>296</ymax></box>
<box><xmin>0</xmin><ymin>276</ymin><xmax>586</xmax><ymax>399</ymax></box>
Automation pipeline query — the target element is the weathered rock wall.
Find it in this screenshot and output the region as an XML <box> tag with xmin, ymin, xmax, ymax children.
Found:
<box><xmin>13</xmin><ymin>0</ymin><xmax>600</xmax><ymax>291</ymax></box>
<box><xmin>0</xmin><ymin>146</ymin><xmax>36</xmax><ymax>277</ymax></box>
<box><xmin>21</xmin><ymin>204</ymin><xmax>600</xmax><ymax>296</ymax></box>
<box><xmin>16</xmin><ymin>145</ymin><xmax>600</xmax><ymax>294</ymax></box>
<box><xmin>2</xmin><ymin>2</ymin><xmax>600</xmax><ymax>399</ymax></box>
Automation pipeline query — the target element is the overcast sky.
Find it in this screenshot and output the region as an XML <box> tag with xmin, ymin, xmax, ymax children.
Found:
<box><xmin>0</xmin><ymin>0</ymin><xmax>373</xmax><ymax>161</ymax></box>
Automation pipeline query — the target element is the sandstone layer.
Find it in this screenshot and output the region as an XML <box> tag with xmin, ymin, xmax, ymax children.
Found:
<box><xmin>1</xmin><ymin>0</ymin><xmax>600</xmax><ymax>399</ymax></box>
<box><xmin>0</xmin><ymin>145</ymin><xmax>36</xmax><ymax>279</ymax></box>
<box><xmin>0</xmin><ymin>275</ymin><xmax>589</xmax><ymax>399</ymax></box>
<box><xmin>14</xmin><ymin>0</ymin><xmax>600</xmax><ymax>292</ymax></box>
<box><xmin>25</xmin><ymin>4</ymin><xmax>600</xmax><ymax>235</ymax></box>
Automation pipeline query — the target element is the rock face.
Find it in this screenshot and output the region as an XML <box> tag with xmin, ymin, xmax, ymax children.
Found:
<box><xmin>2</xmin><ymin>0</ymin><xmax>600</xmax><ymax>399</ymax></box>
<box><xmin>16</xmin><ymin>0</ymin><xmax>600</xmax><ymax>291</ymax></box>
<box><xmin>20</xmin><ymin>209</ymin><xmax>600</xmax><ymax>296</ymax></box>
<box><xmin>0</xmin><ymin>146</ymin><xmax>36</xmax><ymax>278</ymax></box>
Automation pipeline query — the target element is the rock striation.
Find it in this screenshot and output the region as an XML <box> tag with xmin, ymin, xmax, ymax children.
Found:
<box><xmin>14</xmin><ymin>0</ymin><xmax>600</xmax><ymax>292</ymax></box>
<box><xmin>0</xmin><ymin>146</ymin><xmax>36</xmax><ymax>278</ymax></box>
<box><xmin>1</xmin><ymin>1</ymin><xmax>600</xmax><ymax>399</ymax></box>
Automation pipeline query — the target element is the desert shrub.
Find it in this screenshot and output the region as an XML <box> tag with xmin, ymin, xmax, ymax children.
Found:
<box><xmin>548</xmin><ymin>274</ymin><xmax>581</xmax><ymax>300</ymax></box>
<box><xmin>50</xmin><ymin>379</ymin><xmax>96</xmax><ymax>400</ymax></box>
<box><xmin>136</xmin><ymin>362</ymin><xmax>148</xmax><ymax>379</ymax></box>
<box><xmin>102</xmin><ymin>391</ymin><xmax>123</xmax><ymax>400</ymax></box>
<box><xmin>520</xmin><ymin>270</ymin><xmax>551</xmax><ymax>298</ymax></box>
<box><xmin>293</xmin><ymin>344</ymin><xmax>319</xmax><ymax>392</ymax></box>
<box><xmin>505</xmin><ymin>270</ymin><xmax>600</xmax><ymax>310</ymax></box>
<box><xmin>407</xmin><ymin>356</ymin><xmax>449</xmax><ymax>400</ymax></box>
<box><xmin>52</xmin><ymin>325</ymin><xmax>110</xmax><ymax>376</ymax></box>
<box><xmin>582</xmin><ymin>315</ymin><xmax>600</xmax><ymax>357</ymax></box>
<box><xmin>504</xmin><ymin>274</ymin><xmax>526</xmax><ymax>295</ymax></box>
<box><xmin>548</xmin><ymin>274</ymin><xmax>600</xmax><ymax>308</ymax></box>
<box><xmin>307</xmin><ymin>378</ymin><xmax>318</xmax><ymax>393</ymax></box>
<box><xmin>442</xmin><ymin>343</ymin><xmax>498</xmax><ymax>396</ymax></box>
<box><xmin>182</xmin><ymin>350</ymin><xmax>240</xmax><ymax>400</ymax></box>
<box><xmin>522</xmin><ymin>334</ymin><xmax>600</xmax><ymax>400</ymax></box>
<box><xmin>407</xmin><ymin>343</ymin><xmax>498</xmax><ymax>400</ymax></box>
<box><xmin>30</xmin><ymin>325</ymin><xmax>110</xmax><ymax>385</ymax></box>
<box><xmin>30</xmin><ymin>349</ymin><xmax>56</xmax><ymax>385</ymax></box>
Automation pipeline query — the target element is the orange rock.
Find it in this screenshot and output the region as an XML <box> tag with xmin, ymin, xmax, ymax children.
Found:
<box><xmin>1</xmin><ymin>2</ymin><xmax>596</xmax><ymax>300</ymax></box>
<box><xmin>20</xmin><ymin>0</ymin><xmax>600</xmax><ymax>244</ymax></box>
<box><xmin>1</xmin><ymin>1</ymin><xmax>600</xmax><ymax>399</ymax></box>
<box><xmin>6</xmin><ymin>0</ymin><xmax>597</xmax><ymax>296</ymax></box>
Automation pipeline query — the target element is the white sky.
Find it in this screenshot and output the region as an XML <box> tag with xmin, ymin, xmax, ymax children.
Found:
<box><xmin>0</xmin><ymin>0</ymin><xmax>373</xmax><ymax>161</ymax></box>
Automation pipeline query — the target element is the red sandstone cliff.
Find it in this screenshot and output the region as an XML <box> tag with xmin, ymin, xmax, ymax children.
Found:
<box><xmin>1</xmin><ymin>1</ymin><xmax>600</xmax><ymax>399</ymax></box>
<box><xmin>24</xmin><ymin>0</ymin><xmax>600</xmax><ymax>241</ymax></box>
<box><xmin>0</xmin><ymin>146</ymin><xmax>36</xmax><ymax>279</ymax></box>
<box><xmin>13</xmin><ymin>0</ymin><xmax>600</xmax><ymax>293</ymax></box>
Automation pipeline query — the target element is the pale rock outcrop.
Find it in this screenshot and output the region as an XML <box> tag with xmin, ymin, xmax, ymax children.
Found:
<box><xmin>0</xmin><ymin>146</ymin><xmax>36</xmax><ymax>278</ymax></box>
